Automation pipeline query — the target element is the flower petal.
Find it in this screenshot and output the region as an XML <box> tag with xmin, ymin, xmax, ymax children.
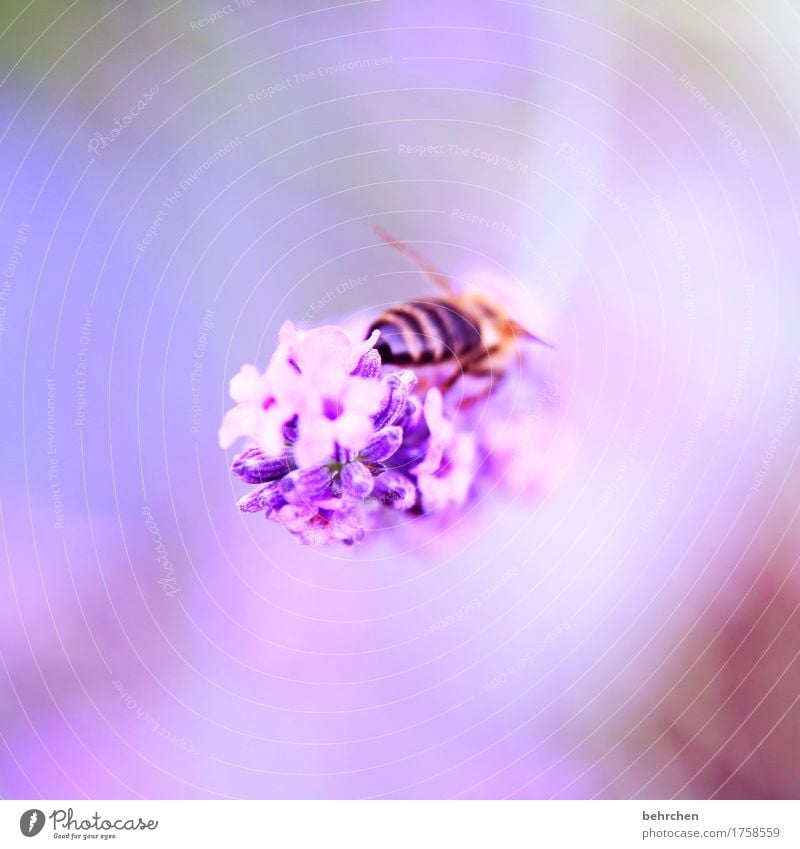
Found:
<box><xmin>416</xmin><ymin>433</ymin><xmax>477</xmax><ymax>511</ymax></box>
<box><xmin>237</xmin><ymin>482</ymin><xmax>286</xmax><ymax>514</ymax></box>
<box><xmin>372</xmin><ymin>370</ymin><xmax>417</xmax><ymax>430</ymax></box>
<box><xmin>286</xmin><ymin>465</ymin><xmax>336</xmax><ymax>503</ymax></box>
<box><xmin>231</xmin><ymin>448</ymin><xmax>294</xmax><ymax>484</ymax></box>
<box><xmin>341</xmin><ymin>461</ymin><xmax>374</xmax><ymax>498</ymax></box>
<box><xmin>284</xmin><ymin>323</ymin><xmax>352</xmax><ymax>374</ymax></box>
<box><xmin>351</xmin><ymin>348</ymin><xmax>382</xmax><ymax>378</ymax></box>
<box><xmin>374</xmin><ymin>471</ymin><xmax>418</xmax><ymax>510</ymax></box>
<box><xmin>229</xmin><ymin>364</ymin><xmax>264</xmax><ymax>403</ymax></box>
<box><xmin>416</xmin><ymin>388</ymin><xmax>452</xmax><ymax>475</ymax></box>
<box><xmin>293</xmin><ymin>423</ymin><xmax>336</xmax><ymax>468</ymax></box>
<box><xmin>218</xmin><ymin>404</ymin><xmax>248</xmax><ymax>449</ymax></box>
<box><xmin>359</xmin><ymin>426</ymin><xmax>403</xmax><ymax>463</ymax></box>
<box><xmin>282</xmin><ymin>415</ymin><xmax>299</xmax><ymax>443</ymax></box>
<box><xmin>349</xmin><ymin>328</ymin><xmax>381</xmax><ymax>370</ymax></box>
<box><xmin>398</xmin><ymin>395</ymin><xmax>424</xmax><ymax>433</ymax></box>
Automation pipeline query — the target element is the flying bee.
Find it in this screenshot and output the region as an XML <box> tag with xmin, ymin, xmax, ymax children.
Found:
<box><xmin>368</xmin><ymin>226</ymin><xmax>552</xmax><ymax>394</ymax></box>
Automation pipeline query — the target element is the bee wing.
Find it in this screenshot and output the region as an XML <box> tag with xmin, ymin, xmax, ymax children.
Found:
<box><xmin>373</xmin><ymin>226</ymin><xmax>458</xmax><ymax>295</ymax></box>
<box><xmin>466</xmin><ymin>268</ymin><xmax>555</xmax><ymax>348</ymax></box>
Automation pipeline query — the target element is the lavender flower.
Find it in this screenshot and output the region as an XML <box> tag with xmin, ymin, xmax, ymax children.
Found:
<box><xmin>232</xmin><ymin>447</ymin><xmax>295</xmax><ymax>484</ymax></box>
<box><xmin>413</xmin><ymin>389</ymin><xmax>477</xmax><ymax>511</ymax></box>
<box><xmin>221</xmin><ymin>322</ymin><xmax>421</xmax><ymax>544</ymax></box>
<box><xmin>219</xmin><ymin>321</ymin><xmax>385</xmax><ymax>467</ymax></box>
<box><xmin>221</xmin><ymin>308</ymin><xmax>553</xmax><ymax>545</ymax></box>
<box><xmin>218</xmin><ymin>359</ymin><xmax>299</xmax><ymax>458</ymax></box>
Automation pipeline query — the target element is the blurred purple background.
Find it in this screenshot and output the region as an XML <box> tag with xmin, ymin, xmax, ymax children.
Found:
<box><xmin>1</xmin><ymin>0</ymin><xmax>799</xmax><ymax>799</ymax></box>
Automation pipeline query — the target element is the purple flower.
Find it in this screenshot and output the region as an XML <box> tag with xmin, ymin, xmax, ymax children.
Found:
<box><xmin>218</xmin><ymin>358</ymin><xmax>299</xmax><ymax>457</ymax></box>
<box><xmin>231</xmin><ymin>447</ymin><xmax>295</xmax><ymax>484</ymax></box>
<box><xmin>374</xmin><ymin>471</ymin><xmax>418</xmax><ymax>510</ymax></box>
<box><xmin>341</xmin><ymin>461</ymin><xmax>374</xmax><ymax>498</ymax></box>
<box><xmin>219</xmin><ymin>321</ymin><xmax>386</xmax><ymax>467</ymax></box>
<box><xmin>359</xmin><ymin>426</ymin><xmax>403</xmax><ymax>463</ymax></box>
<box><xmin>224</xmin><ymin>337</ymin><xmax>422</xmax><ymax>543</ymax></box>
<box><xmin>277</xmin><ymin>322</ymin><xmax>386</xmax><ymax>466</ymax></box>
<box><xmin>283</xmin><ymin>465</ymin><xmax>338</xmax><ymax>503</ymax></box>
<box><xmin>222</xmin><ymin>300</ymin><xmax>553</xmax><ymax>545</ymax></box>
<box><xmin>351</xmin><ymin>348</ymin><xmax>382</xmax><ymax>378</ymax></box>
<box><xmin>276</xmin><ymin>501</ymin><xmax>365</xmax><ymax>546</ymax></box>
<box><xmin>413</xmin><ymin>389</ymin><xmax>477</xmax><ymax>511</ymax></box>
<box><xmin>237</xmin><ymin>482</ymin><xmax>287</xmax><ymax>514</ymax></box>
<box><xmin>372</xmin><ymin>370</ymin><xmax>417</xmax><ymax>430</ymax></box>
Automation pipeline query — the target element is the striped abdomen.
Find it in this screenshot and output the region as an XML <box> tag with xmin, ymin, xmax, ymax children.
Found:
<box><xmin>367</xmin><ymin>299</ymin><xmax>482</xmax><ymax>365</ymax></box>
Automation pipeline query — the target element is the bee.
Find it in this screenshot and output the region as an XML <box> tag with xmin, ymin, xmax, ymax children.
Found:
<box><xmin>368</xmin><ymin>226</ymin><xmax>551</xmax><ymax>393</ymax></box>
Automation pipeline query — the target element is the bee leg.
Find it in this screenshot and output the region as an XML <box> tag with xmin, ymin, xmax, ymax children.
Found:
<box><xmin>457</xmin><ymin>379</ymin><xmax>498</xmax><ymax>412</ymax></box>
<box><xmin>440</xmin><ymin>346</ymin><xmax>499</xmax><ymax>396</ymax></box>
<box><xmin>440</xmin><ymin>366</ymin><xmax>465</xmax><ymax>395</ymax></box>
<box><xmin>439</xmin><ymin>349</ymin><xmax>485</xmax><ymax>394</ymax></box>
<box><xmin>456</xmin><ymin>360</ymin><xmax>505</xmax><ymax>412</ymax></box>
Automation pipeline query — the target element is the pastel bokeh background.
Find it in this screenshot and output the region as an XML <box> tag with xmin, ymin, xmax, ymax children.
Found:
<box><xmin>1</xmin><ymin>0</ymin><xmax>799</xmax><ymax>799</ymax></box>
